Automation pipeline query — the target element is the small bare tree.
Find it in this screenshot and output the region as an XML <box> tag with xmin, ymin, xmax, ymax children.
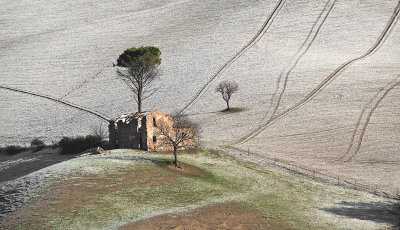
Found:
<box><xmin>91</xmin><ymin>123</ymin><xmax>108</xmax><ymax>141</ymax></box>
<box><xmin>156</xmin><ymin>115</ymin><xmax>198</xmax><ymax>167</ymax></box>
<box><xmin>216</xmin><ymin>80</ymin><xmax>239</xmax><ymax>111</ymax></box>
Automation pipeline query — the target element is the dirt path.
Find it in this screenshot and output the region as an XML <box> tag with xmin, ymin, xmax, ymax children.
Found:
<box><xmin>119</xmin><ymin>203</ymin><xmax>283</xmax><ymax>230</ymax></box>
<box><xmin>267</xmin><ymin>0</ymin><xmax>337</xmax><ymax>120</ymax></box>
<box><xmin>0</xmin><ymin>148</ymin><xmax>76</xmax><ymax>183</ymax></box>
<box><xmin>338</xmin><ymin>75</ymin><xmax>400</xmax><ymax>162</ymax></box>
<box><xmin>234</xmin><ymin>0</ymin><xmax>400</xmax><ymax>145</ymax></box>
<box><xmin>0</xmin><ymin>148</ymin><xmax>79</xmax><ymax>222</ymax></box>
<box><xmin>59</xmin><ymin>65</ymin><xmax>109</xmax><ymax>100</ymax></box>
<box><xmin>0</xmin><ymin>85</ymin><xmax>110</xmax><ymax>122</ymax></box>
<box><xmin>177</xmin><ymin>0</ymin><xmax>287</xmax><ymax>115</ymax></box>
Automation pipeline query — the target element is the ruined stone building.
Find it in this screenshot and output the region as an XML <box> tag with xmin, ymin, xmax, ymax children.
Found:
<box><xmin>108</xmin><ymin>110</ymin><xmax>193</xmax><ymax>151</ymax></box>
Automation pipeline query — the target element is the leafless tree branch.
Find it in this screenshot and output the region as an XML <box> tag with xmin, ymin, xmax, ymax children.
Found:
<box><xmin>216</xmin><ymin>80</ymin><xmax>239</xmax><ymax>110</ymax></box>
<box><xmin>155</xmin><ymin>115</ymin><xmax>199</xmax><ymax>167</ymax></box>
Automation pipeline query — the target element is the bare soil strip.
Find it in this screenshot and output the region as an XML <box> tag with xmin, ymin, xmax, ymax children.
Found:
<box><xmin>119</xmin><ymin>202</ymin><xmax>283</xmax><ymax>230</ymax></box>
<box><xmin>234</xmin><ymin>0</ymin><xmax>400</xmax><ymax>145</ymax></box>
<box><xmin>246</xmin><ymin>0</ymin><xmax>287</xmax><ymax>51</ymax></box>
<box><xmin>267</xmin><ymin>0</ymin><xmax>337</xmax><ymax>120</ymax></box>
<box><xmin>59</xmin><ymin>65</ymin><xmax>109</xmax><ymax>100</ymax></box>
<box><xmin>177</xmin><ymin>0</ymin><xmax>287</xmax><ymax>115</ymax></box>
<box><xmin>338</xmin><ymin>75</ymin><xmax>400</xmax><ymax>163</ymax></box>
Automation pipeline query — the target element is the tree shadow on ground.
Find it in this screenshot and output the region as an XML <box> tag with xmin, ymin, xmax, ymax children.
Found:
<box><xmin>93</xmin><ymin>155</ymin><xmax>165</xmax><ymax>165</ymax></box>
<box><xmin>321</xmin><ymin>201</ymin><xmax>400</xmax><ymax>227</ymax></box>
<box><xmin>220</xmin><ymin>107</ymin><xmax>246</xmax><ymax>114</ymax></box>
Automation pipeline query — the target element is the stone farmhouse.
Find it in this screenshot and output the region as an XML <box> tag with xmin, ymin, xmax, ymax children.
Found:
<box><xmin>108</xmin><ymin>110</ymin><xmax>193</xmax><ymax>151</ymax></box>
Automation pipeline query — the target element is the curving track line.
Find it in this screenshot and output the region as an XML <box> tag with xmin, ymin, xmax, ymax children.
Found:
<box><xmin>335</xmin><ymin>88</ymin><xmax>382</xmax><ymax>163</ymax></box>
<box><xmin>233</xmin><ymin>0</ymin><xmax>400</xmax><ymax>145</ymax></box>
<box><xmin>59</xmin><ymin>65</ymin><xmax>109</xmax><ymax>100</ymax></box>
<box><xmin>176</xmin><ymin>0</ymin><xmax>287</xmax><ymax>115</ymax></box>
<box><xmin>337</xmin><ymin>75</ymin><xmax>400</xmax><ymax>163</ymax></box>
<box><xmin>244</xmin><ymin>0</ymin><xmax>287</xmax><ymax>52</ymax></box>
<box><xmin>267</xmin><ymin>0</ymin><xmax>337</xmax><ymax>120</ymax></box>
<box><xmin>0</xmin><ymin>85</ymin><xmax>110</xmax><ymax>122</ymax></box>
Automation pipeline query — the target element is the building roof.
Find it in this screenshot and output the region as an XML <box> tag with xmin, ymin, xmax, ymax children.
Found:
<box><xmin>112</xmin><ymin>112</ymin><xmax>145</xmax><ymax>124</ymax></box>
<box><xmin>111</xmin><ymin>110</ymin><xmax>167</xmax><ymax>124</ymax></box>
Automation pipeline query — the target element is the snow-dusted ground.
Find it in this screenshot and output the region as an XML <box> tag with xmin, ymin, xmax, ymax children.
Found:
<box><xmin>1</xmin><ymin>0</ymin><xmax>399</xmax><ymax>203</ymax></box>
<box><xmin>1</xmin><ymin>150</ymin><xmax>398</xmax><ymax>229</ymax></box>
<box><xmin>0</xmin><ymin>150</ymin><xmax>150</xmax><ymax>222</ymax></box>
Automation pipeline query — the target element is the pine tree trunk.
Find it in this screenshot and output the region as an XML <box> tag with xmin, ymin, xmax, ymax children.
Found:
<box><xmin>137</xmin><ymin>90</ymin><xmax>142</xmax><ymax>113</ymax></box>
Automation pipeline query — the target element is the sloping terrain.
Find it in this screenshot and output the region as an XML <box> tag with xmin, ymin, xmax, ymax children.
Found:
<box><xmin>1</xmin><ymin>150</ymin><xmax>398</xmax><ymax>229</ymax></box>
<box><xmin>1</xmin><ymin>0</ymin><xmax>399</xmax><ymax>207</ymax></box>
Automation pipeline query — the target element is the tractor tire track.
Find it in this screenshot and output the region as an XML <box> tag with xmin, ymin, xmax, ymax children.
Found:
<box><xmin>59</xmin><ymin>65</ymin><xmax>109</xmax><ymax>100</ymax></box>
<box><xmin>0</xmin><ymin>85</ymin><xmax>110</xmax><ymax>122</ymax></box>
<box><xmin>338</xmin><ymin>75</ymin><xmax>400</xmax><ymax>163</ymax></box>
<box><xmin>233</xmin><ymin>0</ymin><xmax>400</xmax><ymax>145</ymax></box>
<box><xmin>245</xmin><ymin>0</ymin><xmax>287</xmax><ymax>52</ymax></box>
<box><xmin>176</xmin><ymin>0</ymin><xmax>287</xmax><ymax>115</ymax></box>
<box><xmin>267</xmin><ymin>0</ymin><xmax>337</xmax><ymax>120</ymax></box>
<box><xmin>334</xmin><ymin>89</ymin><xmax>382</xmax><ymax>163</ymax></box>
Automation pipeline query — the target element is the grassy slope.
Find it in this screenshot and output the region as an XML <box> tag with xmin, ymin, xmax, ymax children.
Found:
<box><xmin>4</xmin><ymin>149</ymin><xmax>393</xmax><ymax>230</ymax></box>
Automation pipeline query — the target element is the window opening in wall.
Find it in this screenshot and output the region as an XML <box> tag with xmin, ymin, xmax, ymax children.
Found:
<box><xmin>153</xmin><ymin>136</ymin><xmax>157</xmax><ymax>143</ymax></box>
<box><xmin>153</xmin><ymin>118</ymin><xmax>157</xmax><ymax>127</ymax></box>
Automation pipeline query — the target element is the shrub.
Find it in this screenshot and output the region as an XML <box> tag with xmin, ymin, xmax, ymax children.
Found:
<box><xmin>31</xmin><ymin>138</ymin><xmax>45</xmax><ymax>152</ymax></box>
<box><xmin>31</xmin><ymin>138</ymin><xmax>44</xmax><ymax>146</ymax></box>
<box><xmin>4</xmin><ymin>145</ymin><xmax>27</xmax><ymax>155</ymax></box>
<box><xmin>91</xmin><ymin>124</ymin><xmax>108</xmax><ymax>141</ymax></box>
<box><xmin>59</xmin><ymin>135</ymin><xmax>102</xmax><ymax>154</ymax></box>
<box><xmin>100</xmin><ymin>141</ymin><xmax>112</xmax><ymax>150</ymax></box>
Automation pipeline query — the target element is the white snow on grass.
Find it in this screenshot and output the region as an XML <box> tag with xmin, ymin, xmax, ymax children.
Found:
<box><xmin>2</xmin><ymin>149</ymin><xmax>398</xmax><ymax>229</ymax></box>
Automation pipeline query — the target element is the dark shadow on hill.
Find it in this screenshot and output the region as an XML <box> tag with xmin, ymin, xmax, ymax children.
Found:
<box><xmin>220</xmin><ymin>107</ymin><xmax>245</xmax><ymax>114</ymax></box>
<box><xmin>321</xmin><ymin>201</ymin><xmax>400</xmax><ymax>227</ymax></box>
<box><xmin>180</xmin><ymin>107</ymin><xmax>246</xmax><ymax>118</ymax></box>
<box><xmin>0</xmin><ymin>147</ymin><xmax>76</xmax><ymax>183</ymax></box>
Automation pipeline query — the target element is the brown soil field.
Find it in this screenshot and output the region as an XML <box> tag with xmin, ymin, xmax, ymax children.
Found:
<box><xmin>0</xmin><ymin>159</ymin><xmax>211</xmax><ymax>229</ymax></box>
<box><xmin>167</xmin><ymin>163</ymin><xmax>206</xmax><ymax>176</ymax></box>
<box><xmin>119</xmin><ymin>203</ymin><xmax>285</xmax><ymax>230</ymax></box>
<box><xmin>2</xmin><ymin>150</ymin><xmax>399</xmax><ymax>229</ymax></box>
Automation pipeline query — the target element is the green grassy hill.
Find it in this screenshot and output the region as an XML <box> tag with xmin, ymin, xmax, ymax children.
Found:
<box><xmin>1</xmin><ymin>149</ymin><xmax>397</xmax><ymax>229</ymax></box>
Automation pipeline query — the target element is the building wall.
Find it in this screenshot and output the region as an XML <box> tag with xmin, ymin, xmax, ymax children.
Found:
<box><xmin>116</xmin><ymin>119</ymin><xmax>140</xmax><ymax>149</ymax></box>
<box><xmin>144</xmin><ymin>110</ymin><xmax>174</xmax><ymax>152</ymax></box>
<box><xmin>110</xmin><ymin>110</ymin><xmax>195</xmax><ymax>151</ymax></box>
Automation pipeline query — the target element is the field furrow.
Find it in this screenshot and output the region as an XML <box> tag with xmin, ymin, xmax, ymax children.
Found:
<box><xmin>234</xmin><ymin>0</ymin><xmax>400</xmax><ymax>145</ymax></box>
<box><xmin>177</xmin><ymin>0</ymin><xmax>287</xmax><ymax>115</ymax></box>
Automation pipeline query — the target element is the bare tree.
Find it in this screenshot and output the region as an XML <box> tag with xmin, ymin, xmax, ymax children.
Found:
<box><xmin>156</xmin><ymin>115</ymin><xmax>198</xmax><ymax>167</ymax></box>
<box><xmin>91</xmin><ymin>123</ymin><xmax>108</xmax><ymax>141</ymax></box>
<box><xmin>115</xmin><ymin>46</ymin><xmax>161</xmax><ymax>113</ymax></box>
<box><xmin>215</xmin><ymin>80</ymin><xmax>239</xmax><ymax>111</ymax></box>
